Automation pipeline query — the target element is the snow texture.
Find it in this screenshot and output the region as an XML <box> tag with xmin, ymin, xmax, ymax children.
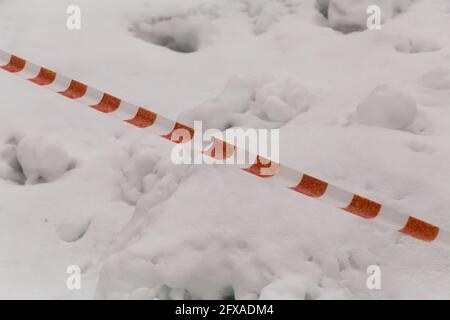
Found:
<box><xmin>17</xmin><ymin>135</ymin><xmax>74</xmax><ymax>184</ymax></box>
<box><xmin>178</xmin><ymin>75</ymin><xmax>315</xmax><ymax>130</ymax></box>
<box><xmin>1</xmin><ymin>0</ymin><xmax>450</xmax><ymax>300</ymax></box>
<box><xmin>354</xmin><ymin>85</ymin><xmax>418</xmax><ymax>130</ymax></box>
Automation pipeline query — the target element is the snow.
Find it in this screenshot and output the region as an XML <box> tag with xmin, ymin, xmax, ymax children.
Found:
<box><xmin>130</xmin><ymin>15</ymin><xmax>211</xmax><ymax>53</ymax></box>
<box><xmin>422</xmin><ymin>69</ymin><xmax>450</xmax><ymax>91</ymax></box>
<box><xmin>16</xmin><ymin>134</ymin><xmax>74</xmax><ymax>184</ymax></box>
<box><xmin>0</xmin><ymin>142</ymin><xmax>25</xmax><ymax>185</ymax></box>
<box><xmin>395</xmin><ymin>36</ymin><xmax>442</xmax><ymax>54</ymax></box>
<box><xmin>1</xmin><ymin>0</ymin><xmax>450</xmax><ymax>300</ymax></box>
<box><xmin>178</xmin><ymin>75</ymin><xmax>315</xmax><ymax>130</ymax></box>
<box><xmin>354</xmin><ymin>85</ymin><xmax>418</xmax><ymax>130</ymax></box>
<box><xmin>259</xmin><ymin>276</ymin><xmax>311</xmax><ymax>300</ymax></box>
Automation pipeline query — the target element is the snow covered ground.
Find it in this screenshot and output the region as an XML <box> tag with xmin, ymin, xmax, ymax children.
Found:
<box><xmin>1</xmin><ymin>0</ymin><xmax>450</xmax><ymax>299</ymax></box>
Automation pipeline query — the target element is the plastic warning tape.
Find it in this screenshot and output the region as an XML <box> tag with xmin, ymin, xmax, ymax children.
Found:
<box><xmin>1</xmin><ymin>49</ymin><xmax>449</xmax><ymax>249</ymax></box>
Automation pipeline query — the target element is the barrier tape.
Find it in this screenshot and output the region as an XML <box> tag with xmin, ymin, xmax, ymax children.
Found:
<box><xmin>1</xmin><ymin>49</ymin><xmax>449</xmax><ymax>249</ymax></box>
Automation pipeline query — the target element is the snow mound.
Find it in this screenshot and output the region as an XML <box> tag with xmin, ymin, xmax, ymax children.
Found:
<box><xmin>354</xmin><ymin>85</ymin><xmax>418</xmax><ymax>130</ymax></box>
<box><xmin>94</xmin><ymin>163</ymin><xmax>376</xmax><ymax>300</ymax></box>
<box><xmin>422</xmin><ymin>69</ymin><xmax>450</xmax><ymax>91</ymax></box>
<box><xmin>16</xmin><ymin>135</ymin><xmax>75</xmax><ymax>184</ymax></box>
<box><xmin>178</xmin><ymin>75</ymin><xmax>315</xmax><ymax>131</ymax></box>
<box><xmin>318</xmin><ymin>0</ymin><xmax>413</xmax><ymax>33</ymax></box>
<box><xmin>395</xmin><ymin>37</ymin><xmax>442</xmax><ymax>54</ymax></box>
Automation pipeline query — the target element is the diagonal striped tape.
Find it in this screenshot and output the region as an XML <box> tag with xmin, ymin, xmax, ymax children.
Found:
<box><xmin>1</xmin><ymin>49</ymin><xmax>449</xmax><ymax>249</ymax></box>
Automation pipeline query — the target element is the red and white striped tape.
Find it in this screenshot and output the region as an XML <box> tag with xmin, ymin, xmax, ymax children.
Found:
<box><xmin>1</xmin><ymin>49</ymin><xmax>449</xmax><ymax>249</ymax></box>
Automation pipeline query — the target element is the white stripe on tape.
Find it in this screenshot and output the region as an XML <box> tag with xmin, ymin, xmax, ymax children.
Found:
<box><xmin>112</xmin><ymin>101</ymin><xmax>140</xmax><ymax>121</ymax></box>
<box><xmin>146</xmin><ymin>115</ymin><xmax>176</xmax><ymax>136</ymax></box>
<box><xmin>0</xmin><ymin>51</ymin><xmax>11</xmax><ymax>65</ymax></box>
<box><xmin>16</xmin><ymin>61</ymin><xmax>41</xmax><ymax>79</ymax></box>
<box><xmin>376</xmin><ymin>207</ymin><xmax>410</xmax><ymax>230</ymax></box>
<box><xmin>46</xmin><ymin>73</ymin><xmax>72</xmax><ymax>92</ymax></box>
<box><xmin>268</xmin><ymin>165</ymin><xmax>303</xmax><ymax>188</ymax></box>
<box><xmin>77</xmin><ymin>86</ymin><xmax>104</xmax><ymax>106</ymax></box>
<box><xmin>321</xmin><ymin>185</ymin><xmax>354</xmax><ymax>208</ymax></box>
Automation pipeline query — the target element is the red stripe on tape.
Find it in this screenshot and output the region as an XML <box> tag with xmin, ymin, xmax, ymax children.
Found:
<box><xmin>126</xmin><ymin>107</ymin><xmax>157</xmax><ymax>128</ymax></box>
<box><xmin>400</xmin><ymin>217</ymin><xmax>439</xmax><ymax>242</ymax></box>
<box><xmin>344</xmin><ymin>195</ymin><xmax>381</xmax><ymax>219</ymax></box>
<box><xmin>29</xmin><ymin>68</ymin><xmax>56</xmax><ymax>85</ymax></box>
<box><xmin>59</xmin><ymin>80</ymin><xmax>88</xmax><ymax>99</ymax></box>
<box><xmin>91</xmin><ymin>93</ymin><xmax>121</xmax><ymax>113</ymax></box>
<box><xmin>163</xmin><ymin>122</ymin><xmax>195</xmax><ymax>144</ymax></box>
<box><xmin>1</xmin><ymin>55</ymin><xmax>26</xmax><ymax>73</ymax></box>
<box><xmin>243</xmin><ymin>156</ymin><xmax>279</xmax><ymax>177</ymax></box>
<box><xmin>292</xmin><ymin>174</ymin><xmax>328</xmax><ymax>197</ymax></box>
